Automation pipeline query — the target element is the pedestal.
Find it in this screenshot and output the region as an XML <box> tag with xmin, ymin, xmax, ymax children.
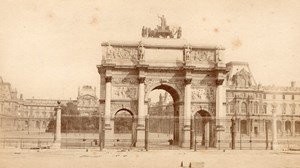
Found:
<box><xmin>136</xmin><ymin>126</ymin><xmax>145</xmax><ymax>147</ymax></box>
<box><xmin>181</xmin><ymin>126</ymin><xmax>191</xmax><ymax>147</ymax></box>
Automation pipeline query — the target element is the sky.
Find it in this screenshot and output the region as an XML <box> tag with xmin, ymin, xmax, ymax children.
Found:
<box><xmin>0</xmin><ymin>0</ymin><xmax>300</xmax><ymax>101</ymax></box>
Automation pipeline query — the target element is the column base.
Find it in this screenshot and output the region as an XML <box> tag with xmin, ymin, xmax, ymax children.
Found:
<box><xmin>181</xmin><ymin>126</ymin><xmax>191</xmax><ymax>148</ymax></box>
<box><xmin>51</xmin><ymin>141</ymin><xmax>61</xmax><ymax>149</ymax></box>
<box><xmin>104</xmin><ymin>126</ymin><xmax>113</xmax><ymax>147</ymax></box>
<box><xmin>271</xmin><ymin>141</ymin><xmax>279</xmax><ymax>150</ymax></box>
<box><xmin>136</xmin><ymin>126</ymin><xmax>145</xmax><ymax>148</ymax></box>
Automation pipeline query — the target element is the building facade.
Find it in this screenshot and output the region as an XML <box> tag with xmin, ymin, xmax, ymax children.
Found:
<box><xmin>225</xmin><ymin>62</ymin><xmax>300</xmax><ymax>137</ymax></box>
<box><xmin>0</xmin><ymin>79</ymin><xmax>99</xmax><ymax>132</ymax></box>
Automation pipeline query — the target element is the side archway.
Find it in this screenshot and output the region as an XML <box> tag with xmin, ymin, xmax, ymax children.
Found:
<box><xmin>194</xmin><ymin>110</ymin><xmax>216</xmax><ymax>148</ymax></box>
<box><xmin>113</xmin><ymin>108</ymin><xmax>137</xmax><ymax>147</ymax></box>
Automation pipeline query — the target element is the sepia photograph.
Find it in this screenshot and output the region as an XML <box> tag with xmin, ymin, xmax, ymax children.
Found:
<box><xmin>0</xmin><ymin>0</ymin><xmax>300</xmax><ymax>167</ymax></box>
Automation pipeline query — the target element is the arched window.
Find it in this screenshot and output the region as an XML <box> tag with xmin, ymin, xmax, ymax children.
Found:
<box><xmin>241</xmin><ymin>102</ymin><xmax>247</xmax><ymax>113</ymax></box>
<box><xmin>263</xmin><ymin>104</ymin><xmax>267</xmax><ymax>114</ymax></box>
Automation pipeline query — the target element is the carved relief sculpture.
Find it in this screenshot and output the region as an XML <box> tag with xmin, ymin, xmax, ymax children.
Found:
<box><xmin>190</xmin><ymin>50</ymin><xmax>215</xmax><ymax>64</ymax></box>
<box><xmin>113</xmin><ymin>87</ymin><xmax>137</xmax><ymax>100</ymax></box>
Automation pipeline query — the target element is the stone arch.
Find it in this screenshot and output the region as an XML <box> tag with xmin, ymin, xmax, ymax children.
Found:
<box><xmin>194</xmin><ymin>109</ymin><xmax>213</xmax><ymax>118</ymax></box>
<box><xmin>114</xmin><ymin>108</ymin><xmax>134</xmax><ymax>118</ymax></box>
<box><xmin>145</xmin><ymin>82</ymin><xmax>181</xmax><ymax>103</ymax></box>
<box><xmin>241</xmin><ymin>102</ymin><xmax>247</xmax><ymax>113</ymax></box>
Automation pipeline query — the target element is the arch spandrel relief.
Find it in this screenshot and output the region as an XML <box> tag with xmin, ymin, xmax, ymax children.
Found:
<box><xmin>190</xmin><ymin>50</ymin><xmax>215</xmax><ymax>64</ymax></box>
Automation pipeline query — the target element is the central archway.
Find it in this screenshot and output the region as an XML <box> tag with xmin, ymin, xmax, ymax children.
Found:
<box><xmin>146</xmin><ymin>83</ymin><xmax>181</xmax><ymax>148</ymax></box>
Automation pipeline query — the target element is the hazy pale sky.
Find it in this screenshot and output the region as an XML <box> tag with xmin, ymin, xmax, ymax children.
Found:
<box><xmin>0</xmin><ymin>0</ymin><xmax>300</xmax><ymax>100</ymax></box>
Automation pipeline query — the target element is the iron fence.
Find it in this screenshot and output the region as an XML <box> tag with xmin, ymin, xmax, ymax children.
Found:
<box><xmin>0</xmin><ymin>115</ymin><xmax>300</xmax><ymax>151</ymax></box>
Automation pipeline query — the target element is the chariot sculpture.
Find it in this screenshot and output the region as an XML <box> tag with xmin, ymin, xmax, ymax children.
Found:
<box><xmin>142</xmin><ymin>15</ymin><xmax>182</xmax><ymax>39</ymax></box>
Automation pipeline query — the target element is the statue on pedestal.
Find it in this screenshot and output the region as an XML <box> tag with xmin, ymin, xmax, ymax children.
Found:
<box><xmin>184</xmin><ymin>46</ymin><xmax>192</xmax><ymax>61</ymax></box>
<box><xmin>138</xmin><ymin>43</ymin><xmax>145</xmax><ymax>60</ymax></box>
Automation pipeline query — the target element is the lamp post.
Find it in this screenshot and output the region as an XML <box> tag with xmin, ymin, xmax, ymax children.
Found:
<box><xmin>271</xmin><ymin>105</ymin><xmax>278</xmax><ymax>150</ymax></box>
<box><xmin>230</xmin><ymin>95</ymin><xmax>238</xmax><ymax>150</ymax></box>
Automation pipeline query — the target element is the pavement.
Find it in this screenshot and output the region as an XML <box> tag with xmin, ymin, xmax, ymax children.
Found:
<box><xmin>0</xmin><ymin>148</ymin><xmax>300</xmax><ymax>168</ymax></box>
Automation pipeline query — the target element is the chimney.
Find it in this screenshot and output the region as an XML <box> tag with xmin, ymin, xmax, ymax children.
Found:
<box><xmin>291</xmin><ymin>81</ymin><xmax>296</xmax><ymax>88</ymax></box>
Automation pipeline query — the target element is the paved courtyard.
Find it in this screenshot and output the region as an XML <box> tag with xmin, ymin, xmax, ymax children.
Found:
<box><xmin>0</xmin><ymin>148</ymin><xmax>299</xmax><ymax>168</ymax></box>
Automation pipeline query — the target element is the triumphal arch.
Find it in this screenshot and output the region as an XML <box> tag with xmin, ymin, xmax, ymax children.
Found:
<box><xmin>97</xmin><ymin>19</ymin><xmax>227</xmax><ymax>147</ymax></box>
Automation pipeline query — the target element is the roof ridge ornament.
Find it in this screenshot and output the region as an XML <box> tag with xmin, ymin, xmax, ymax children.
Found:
<box><xmin>141</xmin><ymin>15</ymin><xmax>182</xmax><ymax>39</ymax></box>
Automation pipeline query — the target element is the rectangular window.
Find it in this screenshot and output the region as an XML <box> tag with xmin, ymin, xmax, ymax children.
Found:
<box><xmin>263</xmin><ymin>94</ymin><xmax>266</xmax><ymax>99</ymax></box>
<box><xmin>292</xmin><ymin>95</ymin><xmax>295</xmax><ymax>100</ymax></box>
<box><xmin>283</xmin><ymin>95</ymin><xmax>285</xmax><ymax>99</ymax></box>
<box><xmin>282</xmin><ymin>104</ymin><xmax>286</xmax><ymax>114</ymax></box>
<box><xmin>230</xmin><ymin>104</ymin><xmax>234</xmax><ymax>113</ymax></box>
<box><xmin>273</xmin><ymin>94</ymin><xmax>276</xmax><ymax>99</ymax></box>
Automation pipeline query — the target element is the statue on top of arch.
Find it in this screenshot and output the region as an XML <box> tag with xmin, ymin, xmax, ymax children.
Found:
<box><xmin>141</xmin><ymin>15</ymin><xmax>182</xmax><ymax>39</ymax></box>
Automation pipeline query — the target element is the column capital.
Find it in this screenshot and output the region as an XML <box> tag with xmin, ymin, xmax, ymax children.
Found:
<box><xmin>184</xmin><ymin>78</ymin><xmax>192</xmax><ymax>85</ymax></box>
<box><xmin>105</xmin><ymin>76</ymin><xmax>112</xmax><ymax>83</ymax></box>
<box><xmin>138</xmin><ymin>77</ymin><xmax>146</xmax><ymax>84</ymax></box>
<box><xmin>216</xmin><ymin>79</ymin><xmax>224</xmax><ymax>85</ymax></box>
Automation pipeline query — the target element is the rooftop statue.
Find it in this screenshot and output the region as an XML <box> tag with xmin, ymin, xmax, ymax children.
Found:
<box><xmin>141</xmin><ymin>15</ymin><xmax>182</xmax><ymax>39</ymax></box>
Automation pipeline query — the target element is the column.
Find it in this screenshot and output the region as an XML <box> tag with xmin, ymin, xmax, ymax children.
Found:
<box><xmin>216</xmin><ymin>79</ymin><xmax>224</xmax><ymax>125</ymax></box>
<box><xmin>138</xmin><ymin>77</ymin><xmax>145</xmax><ymax>127</ymax></box>
<box><xmin>262</xmin><ymin>119</ymin><xmax>265</xmax><ymax>133</ymax></box>
<box><xmin>184</xmin><ymin>78</ymin><xmax>192</xmax><ymax>126</ymax></box>
<box><xmin>291</xmin><ymin>120</ymin><xmax>295</xmax><ymax>136</ymax></box>
<box><xmin>182</xmin><ymin>78</ymin><xmax>192</xmax><ymax>147</ymax></box>
<box><xmin>271</xmin><ymin>108</ymin><xmax>278</xmax><ymax>150</ymax></box>
<box><xmin>104</xmin><ymin>76</ymin><xmax>112</xmax><ymax>126</ymax></box>
<box><xmin>136</xmin><ymin>77</ymin><xmax>146</xmax><ymax>147</ymax></box>
<box><xmin>216</xmin><ymin>79</ymin><xmax>225</xmax><ymax>147</ymax></box>
<box><xmin>205</xmin><ymin>122</ymin><xmax>210</xmax><ymax>148</ymax></box>
<box><xmin>53</xmin><ymin>101</ymin><xmax>61</xmax><ymax>148</ymax></box>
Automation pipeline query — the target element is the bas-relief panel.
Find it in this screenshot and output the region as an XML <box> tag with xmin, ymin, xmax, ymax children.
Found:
<box><xmin>112</xmin><ymin>86</ymin><xmax>137</xmax><ymax>100</ymax></box>
<box><xmin>102</xmin><ymin>46</ymin><xmax>138</xmax><ymax>61</ymax></box>
<box><xmin>191</xmin><ymin>87</ymin><xmax>216</xmax><ymax>102</ymax></box>
<box><xmin>190</xmin><ymin>50</ymin><xmax>215</xmax><ymax>64</ymax></box>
